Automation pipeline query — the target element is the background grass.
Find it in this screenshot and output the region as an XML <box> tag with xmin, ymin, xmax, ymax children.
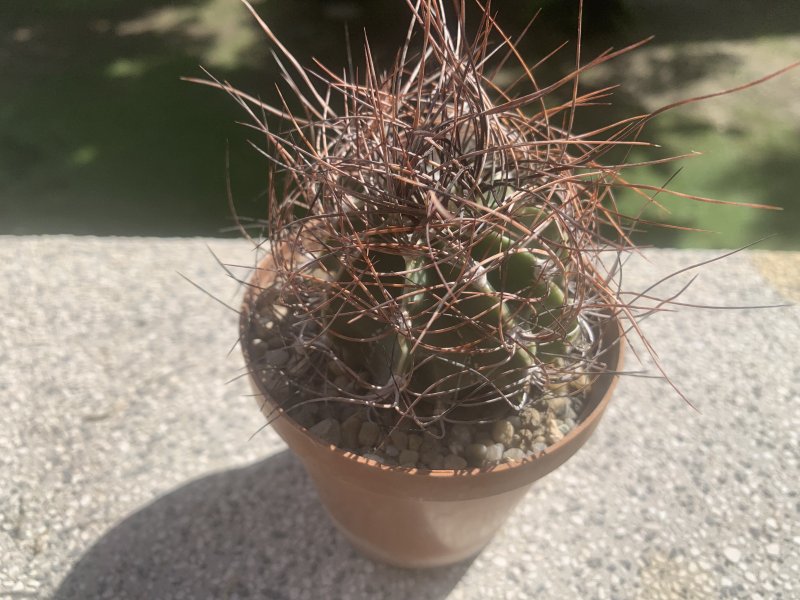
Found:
<box><xmin>1</xmin><ymin>0</ymin><xmax>798</xmax><ymax>247</ymax></box>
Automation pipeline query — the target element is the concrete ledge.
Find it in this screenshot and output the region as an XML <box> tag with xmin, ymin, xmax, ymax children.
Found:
<box><xmin>1</xmin><ymin>236</ymin><xmax>797</xmax><ymax>599</ymax></box>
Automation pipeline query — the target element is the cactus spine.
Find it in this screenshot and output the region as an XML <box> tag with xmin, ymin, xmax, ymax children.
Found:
<box><xmin>234</xmin><ymin>1</ymin><xmax>620</xmax><ymax>431</ymax></box>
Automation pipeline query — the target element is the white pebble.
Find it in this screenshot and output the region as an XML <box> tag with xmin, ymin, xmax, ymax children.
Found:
<box><xmin>492</xmin><ymin>555</ymin><xmax>508</xmax><ymax>568</ymax></box>
<box><xmin>723</xmin><ymin>547</ymin><xmax>741</xmax><ymax>563</ymax></box>
<box><xmin>485</xmin><ymin>443</ymin><xmax>504</xmax><ymax>462</ymax></box>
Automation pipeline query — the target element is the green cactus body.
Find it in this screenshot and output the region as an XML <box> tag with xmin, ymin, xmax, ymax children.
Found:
<box><xmin>320</xmin><ymin>186</ymin><xmax>581</xmax><ymax>419</ymax></box>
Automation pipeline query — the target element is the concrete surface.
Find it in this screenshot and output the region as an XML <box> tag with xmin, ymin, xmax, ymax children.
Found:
<box><xmin>0</xmin><ymin>236</ymin><xmax>797</xmax><ymax>599</ymax></box>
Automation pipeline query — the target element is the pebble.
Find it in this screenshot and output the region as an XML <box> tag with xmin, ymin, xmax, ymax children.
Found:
<box><xmin>449</xmin><ymin>424</ymin><xmax>473</xmax><ymax>445</ymax></box>
<box><xmin>407</xmin><ymin>434</ymin><xmax>423</xmax><ymax>451</ymax></box>
<box><xmin>340</xmin><ymin>413</ymin><xmax>364</xmax><ymax>448</ymax></box>
<box><xmin>264</xmin><ymin>348</ymin><xmax>290</xmax><ymax>365</ymax></box>
<box><xmin>420</xmin><ymin>449</ymin><xmax>442</xmax><ymax>468</ymax></box>
<box><xmin>519</xmin><ymin>407</ymin><xmax>542</xmax><ymax>429</ymax></box>
<box><xmin>448</xmin><ymin>441</ymin><xmax>465</xmax><ymax>456</ymax></box>
<box><xmin>378</xmin><ymin>410</ymin><xmax>396</xmax><ymax>426</ymax></box>
<box><xmin>723</xmin><ymin>547</ymin><xmax>742</xmax><ymax>563</ymax></box>
<box><xmin>337</xmin><ymin>404</ymin><xmax>360</xmax><ymax>421</ymax></box>
<box><xmin>389</xmin><ymin>430</ymin><xmax>408</xmax><ymax>451</ymax></box>
<box><xmin>291</xmin><ymin>405</ymin><xmax>316</xmax><ymax>428</ymax></box>
<box><xmin>443</xmin><ymin>454</ymin><xmax>468</xmax><ymax>470</ymax></box>
<box><xmin>384</xmin><ymin>444</ymin><xmax>400</xmax><ymax>458</ymax></box>
<box><xmin>430</xmin><ymin>454</ymin><xmax>445</xmax><ymax>469</ymax></box>
<box><xmin>492</xmin><ymin>556</ymin><xmax>508</xmax><ymax>568</ymax></box>
<box><xmin>507</xmin><ymin>415</ymin><xmax>522</xmax><ymax>430</ymax></box>
<box><xmin>309</xmin><ymin>418</ymin><xmax>341</xmax><ymax>446</ymax></box>
<box><xmin>358</xmin><ymin>421</ymin><xmax>380</xmax><ymax>447</ymax></box>
<box><xmin>486</xmin><ymin>443</ymin><xmax>505</xmax><ymax>463</ymax></box>
<box><xmin>465</xmin><ymin>443</ymin><xmax>488</xmax><ymax>466</ymax></box>
<box><xmin>546</xmin><ymin>415</ymin><xmax>564</xmax><ymax>444</ymax></box>
<box><xmin>318</xmin><ymin>403</ymin><xmax>336</xmax><ymax>420</ymax></box>
<box><xmin>516</xmin><ymin>430</ymin><xmax>533</xmax><ymax>450</ymax></box>
<box><xmin>398</xmin><ymin>449</ymin><xmax>419</xmax><ymax>467</ymax></box>
<box><xmin>502</xmin><ymin>448</ymin><xmax>526</xmax><ymax>462</ymax></box>
<box><xmin>549</xmin><ymin>396</ymin><xmax>571</xmax><ymax>418</ymax></box>
<box><xmin>492</xmin><ymin>420</ymin><xmax>515</xmax><ymax>445</ymax></box>
<box><xmin>765</xmin><ymin>543</ymin><xmax>780</xmax><ymax>558</ymax></box>
<box><xmin>531</xmin><ymin>442</ymin><xmax>548</xmax><ymax>454</ymax></box>
<box><xmin>420</xmin><ymin>434</ymin><xmax>443</xmax><ymax>453</ymax></box>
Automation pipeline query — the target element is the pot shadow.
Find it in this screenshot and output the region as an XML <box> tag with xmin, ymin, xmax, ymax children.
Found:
<box><xmin>54</xmin><ymin>451</ymin><xmax>471</xmax><ymax>600</ymax></box>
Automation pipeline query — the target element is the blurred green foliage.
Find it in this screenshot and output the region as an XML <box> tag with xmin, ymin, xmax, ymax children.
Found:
<box><xmin>1</xmin><ymin>0</ymin><xmax>798</xmax><ymax>247</ymax></box>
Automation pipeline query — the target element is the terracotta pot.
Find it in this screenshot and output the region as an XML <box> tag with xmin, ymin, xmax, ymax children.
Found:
<box><xmin>240</xmin><ymin>257</ymin><xmax>625</xmax><ymax>568</ymax></box>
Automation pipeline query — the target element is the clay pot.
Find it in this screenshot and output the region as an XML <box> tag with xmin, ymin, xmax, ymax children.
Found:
<box><xmin>240</xmin><ymin>257</ymin><xmax>625</xmax><ymax>568</ymax></box>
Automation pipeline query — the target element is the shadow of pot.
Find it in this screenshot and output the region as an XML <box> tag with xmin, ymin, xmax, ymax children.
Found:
<box><xmin>242</xmin><ymin>256</ymin><xmax>625</xmax><ymax>568</ymax></box>
<box><xmin>54</xmin><ymin>452</ymin><xmax>471</xmax><ymax>599</ymax></box>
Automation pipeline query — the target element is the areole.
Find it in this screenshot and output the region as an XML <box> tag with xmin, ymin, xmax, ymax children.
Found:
<box><xmin>240</xmin><ymin>253</ymin><xmax>626</xmax><ymax>568</ymax></box>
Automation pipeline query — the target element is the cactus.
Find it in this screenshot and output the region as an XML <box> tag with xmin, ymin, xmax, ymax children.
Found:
<box><xmin>202</xmin><ymin>1</ymin><xmax>788</xmax><ymax>445</ymax></box>
<box><xmin>219</xmin><ymin>0</ymin><xmax>624</xmax><ymax>436</ymax></box>
<box><xmin>319</xmin><ymin>154</ymin><xmax>585</xmax><ymax>425</ymax></box>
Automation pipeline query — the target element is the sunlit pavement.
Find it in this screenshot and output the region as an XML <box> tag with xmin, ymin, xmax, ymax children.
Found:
<box><xmin>1</xmin><ymin>236</ymin><xmax>797</xmax><ymax>599</ymax></box>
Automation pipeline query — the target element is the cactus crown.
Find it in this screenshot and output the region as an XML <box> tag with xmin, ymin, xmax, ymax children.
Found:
<box><xmin>229</xmin><ymin>1</ymin><xmax>657</xmax><ymax>431</ymax></box>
